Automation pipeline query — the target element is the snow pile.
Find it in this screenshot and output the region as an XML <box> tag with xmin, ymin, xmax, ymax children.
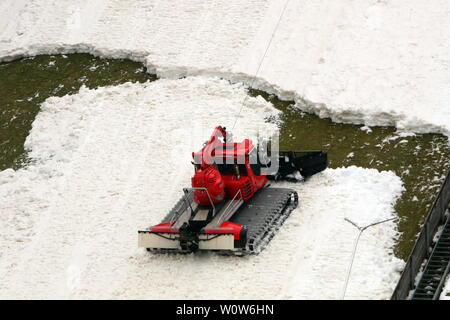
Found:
<box><xmin>0</xmin><ymin>78</ymin><xmax>403</xmax><ymax>299</ymax></box>
<box><xmin>1</xmin><ymin>0</ymin><xmax>450</xmax><ymax>135</ymax></box>
<box><xmin>279</xmin><ymin>168</ymin><xmax>404</xmax><ymax>299</ymax></box>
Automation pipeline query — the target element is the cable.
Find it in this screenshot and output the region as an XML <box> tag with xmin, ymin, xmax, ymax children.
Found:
<box><xmin>231</xmin><ymin>0</ymin><xmax>290</xmax><ymax>130</ymax></box>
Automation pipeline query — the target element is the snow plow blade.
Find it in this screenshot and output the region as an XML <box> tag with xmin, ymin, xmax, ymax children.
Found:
<box><xmin>267</xmin><ymin>150</ymin><xmax>328</xmax><ymax>181</ymax></box>
<box><xmin>138</xmin><ymin>188</ymin><xmax>298</xmax><ymax>255</ymax></box>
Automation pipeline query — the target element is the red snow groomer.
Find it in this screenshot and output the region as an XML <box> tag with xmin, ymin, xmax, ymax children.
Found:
<box><xmin>138</xmin><ymin>126</ymin><xmax>327</xmax><ymax>255</ymax></box>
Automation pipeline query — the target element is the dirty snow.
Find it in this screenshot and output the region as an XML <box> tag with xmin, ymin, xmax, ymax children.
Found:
<box><xmin>0</xmin><ymin>78</ymin><xmax>403</xmax><ymax>299</ymax></box>
<box><xmin>442</xmin><ymin>277</ymin><xmax>450</xmax><ymax>300</ymax></box>
<box><xmin>1</xmin><ymin>0</ymin><xmax>450</xmax><ymax>135</ymax></box>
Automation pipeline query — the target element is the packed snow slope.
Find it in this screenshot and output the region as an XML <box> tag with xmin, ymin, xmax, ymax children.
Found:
<box><xmin>0</xmin><ymin>77</ymin><xmax>403</xmax><ymax>299</ymax></box>
<box><xmin>1</xmin><ymin>0</ymin><xmax>450</xmax><ymax>134</ymax></box>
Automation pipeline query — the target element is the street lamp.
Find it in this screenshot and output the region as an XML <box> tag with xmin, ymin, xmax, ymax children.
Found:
<box><xmin>341</xmin><ymin>216</ymin><xmax>398</xmax><ymax>300</ymax></box>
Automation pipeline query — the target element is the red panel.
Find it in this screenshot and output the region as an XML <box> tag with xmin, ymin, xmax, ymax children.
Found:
<box><xmin>150</xmin><ymin>221</ymin><xmax>179</xmax><ymax>233</ymax></box>
<box><xmin>203</xmin><ymin>221</ymin><xmax>243</xmax><ymax>240</ymax></box>
<box><xmin>213</xmin><ymin>139</ymin><xmax>253</xmax><ymax>158</ymax></box>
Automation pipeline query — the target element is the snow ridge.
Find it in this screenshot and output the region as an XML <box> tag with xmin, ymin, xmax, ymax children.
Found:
<box><xmin>1</xmin><ymin>0</ymin><xmax>450</xmax><ymax>136</ymax></box>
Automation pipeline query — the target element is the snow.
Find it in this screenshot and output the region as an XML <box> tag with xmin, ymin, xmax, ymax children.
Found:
<box><xmin>442</xmin><ymin>276</ymin><xmax>450</xmax><ymax>300</ymax></box>
<box><xmin>0</xmin><ymin>78</ymin><xmax>403</xmax><ymax>299</ymax></box>
<box><xmin>1</xmin><ymin>0</ymin><xmax>450</xmax><ymax>135</ymax></box>
<box><xmin>279</xmin><ymin>167</ymin><xmax>404</xmax><ymax>300</ymax></box>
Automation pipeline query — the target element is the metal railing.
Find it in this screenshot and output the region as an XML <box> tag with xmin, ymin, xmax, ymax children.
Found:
<box><xmin>183</xmin><ymin>187</ymin><xmax>216</xmax><ymax>217</ymax></box>
<box><xmin>216</xmin><ymin>189</ymin><xmax>243</xmax><ymax>226</ymax></box>
<box><xmin>391</xmin><ymin>168</ymin><xmax>450</xmax><ymax>300</ymax></box>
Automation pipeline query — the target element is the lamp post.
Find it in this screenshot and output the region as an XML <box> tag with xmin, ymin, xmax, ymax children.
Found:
<box><xmin>341</xmin><ymin>217</ymin><xmax>398</xmax><ymax>300</ymax></box>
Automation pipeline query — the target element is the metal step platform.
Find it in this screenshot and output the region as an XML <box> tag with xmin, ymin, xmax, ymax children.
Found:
<box><xmin>143</xmin><ymin>187</ymin><xmax>298</xmax><ymax>255</ymax></box>
<box><xmin>411</xmin><ymin>214</ymin><xmax>450</xmax><ymax>300</ymax></box>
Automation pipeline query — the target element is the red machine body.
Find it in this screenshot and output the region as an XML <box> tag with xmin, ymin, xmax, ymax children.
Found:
<box><xmin>191</xmin><ymin>126</ymin><xmax>268</xmax><ymax>205</ymax></box>
<box><xmin>139</xmin><ymin>125</ymin><xmax>326</xmax><ymax>254</ymax></box>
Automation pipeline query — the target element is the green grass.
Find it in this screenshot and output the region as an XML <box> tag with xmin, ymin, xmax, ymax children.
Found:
<box><xmin>0</xmin><ymin>53</ymin><xmax>156</xmax><ymax>170</ymax></box>
<box><xmin>250</xmin><ymin>89</ymin><xmax>450</xmax><ymax>259</ymax></box>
